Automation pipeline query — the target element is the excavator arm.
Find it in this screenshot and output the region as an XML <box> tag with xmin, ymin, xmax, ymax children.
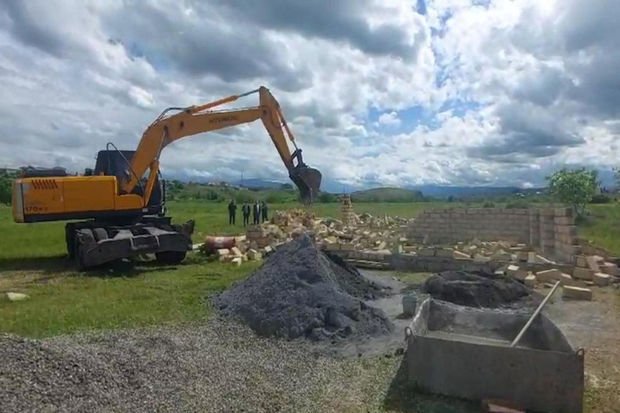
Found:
<box><xmin>121</xmin><ymin>86</ymin><xmax>321</xmax><ymax>204</ymax></box>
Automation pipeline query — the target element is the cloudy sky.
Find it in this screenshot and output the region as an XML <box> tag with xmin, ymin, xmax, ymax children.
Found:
<box><xmin>1</xmin><ymin>0</ymin><xmax>619</xmax><ymax>191</ymax></box>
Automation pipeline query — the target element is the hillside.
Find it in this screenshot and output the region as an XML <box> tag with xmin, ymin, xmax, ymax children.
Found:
<box><xmin>350</xmin><ymin>187</ymin><xmax>424</xmax><ymax>203</ymax></box>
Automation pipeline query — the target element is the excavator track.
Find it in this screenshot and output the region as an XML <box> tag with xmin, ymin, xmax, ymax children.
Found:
<box><xmin>66</xmin><ymin>218</ymin><xmax>195</xmax><ymax>270</ymax></box>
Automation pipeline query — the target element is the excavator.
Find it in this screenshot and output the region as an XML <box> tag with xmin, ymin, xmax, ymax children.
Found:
<box><xmin>12</xmin><ymin>86</ymin><xmax>322</xmax><ymax>269</ymax></box>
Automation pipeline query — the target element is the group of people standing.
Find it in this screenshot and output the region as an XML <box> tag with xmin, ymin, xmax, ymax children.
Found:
<box><xmin>227</xmin><ymin>200</ymin><xmax>268</xmax><ymax>226</ymax></box>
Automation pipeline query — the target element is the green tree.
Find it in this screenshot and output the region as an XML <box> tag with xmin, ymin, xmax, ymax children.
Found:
<box><xmin>0</xmin><ymin>175</ymin><xmax>10</xmax><ymax>204</ymax></box>
<box><xmin>547</xmin><ymin>168</ymin><xmax>598</xmax><ymax>217</ymax></box>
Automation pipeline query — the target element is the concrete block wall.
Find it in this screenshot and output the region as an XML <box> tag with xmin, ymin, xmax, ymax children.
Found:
<box><xmin>408</xmin><ymin>207</ymin><xmax>581</xmax><ymax>263</ymax></box>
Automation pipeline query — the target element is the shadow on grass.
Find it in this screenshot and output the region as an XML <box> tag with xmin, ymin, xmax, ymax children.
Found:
<box><xmin>0</xmin><ymin>254</ymin><xmax>180</xmax><ymax>277</ymax></box>
<box><xmin>383</xmin><ymin>354</ymin><xmax>478</xmax><ymax>413</ymax></box>
<box><xmin>0</xmin><ymin>255</ymin><xmax>72</xmax><ymax>273</ymax></box>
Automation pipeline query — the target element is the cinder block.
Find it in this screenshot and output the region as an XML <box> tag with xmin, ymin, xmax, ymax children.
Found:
<box><xmin>600</xmin><ymin>262</ymin><xmax>619</xmax><ymax>276</ymax></box>
<box><xmin>573</xmin><ymin>267</ymin><xmax>594</xmax><ymax>281</ymax></box>
<box><xmin>562</xmin><ymin>285</ymin><xmax>593</xmax><ymax>301</ymax></box>
<box><xmin>593</xmin><ymin>272</ymin><xmax>611</xmax><ymax>287</ymax></box>
<box><xmin>453</xmin><ymin>250</ymin><xmax>471</xmax><ymax>260</ymax></box>
<box><xmin>586</xmin><ymin>256</ymin><xmax>601</xmax><ymax>272</ymax></box>
<box><xmin>507</xmin><ymin>265</ymin><xmax>528</xmax><ymax>281</ymax></box>
<box><xmin>524</xmin><ymin>274</ymin><xmax>537</xmax><ymax>288</ymax></box>
<box><xmin>575</xmin><ymin>255</ymin><xmax>588</xmax><ymax>268</ymax></box>
<box><xmin>536</xmin><ymin>269</ymin><xmax>561</xmax><ymax>283</ymax></box>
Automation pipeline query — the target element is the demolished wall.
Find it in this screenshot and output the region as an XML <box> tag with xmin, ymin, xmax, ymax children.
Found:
<box><xmin>408</xmin><ymin>207</ymin><xmax>580</xmax><ymax>263</ymax></box>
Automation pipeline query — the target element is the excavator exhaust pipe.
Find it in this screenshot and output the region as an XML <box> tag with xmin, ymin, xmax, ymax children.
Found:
<box><xmin>290</xmin><ymin>165</ymin><xmax>322</xmax><ymax>204</ymax></box>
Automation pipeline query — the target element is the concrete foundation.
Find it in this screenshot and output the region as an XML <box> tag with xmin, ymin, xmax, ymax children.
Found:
<box><xmin>406</xmin><ymin>298</ymin><xmax>584</xmax><ymax>413</ymax></box>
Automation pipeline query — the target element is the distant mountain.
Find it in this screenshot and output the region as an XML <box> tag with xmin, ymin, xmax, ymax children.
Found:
<box><xmin>408</xmin><ymin>185</ymin><xmax>545</xmax><ymax>199</ymax></box>
<box><xmin>351</xmin><ymin>187</ymin><xmax>424</xmax><ymax>202</ymax></box>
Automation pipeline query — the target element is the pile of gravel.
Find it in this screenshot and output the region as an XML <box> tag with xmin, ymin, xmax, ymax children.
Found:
<box><xmin>0</xmin><ymin>321</ymin><xmax>401</xmax><ymax>413</ymax></box>
<box><xmin>421</xmin><ymin>270</ymin><xmax>532</xmax><ymax>308</ymax></box>
<box><xmin>215</xmin><ymin>234</ymin><xmax>394</xmax><ymax>342</ymax></box>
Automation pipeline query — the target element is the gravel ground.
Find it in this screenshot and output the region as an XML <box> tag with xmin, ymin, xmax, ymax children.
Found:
<box><xmin>0</xmin><ymin>318</ymin><xmax>404</xmax><ymax>413</ymax></box>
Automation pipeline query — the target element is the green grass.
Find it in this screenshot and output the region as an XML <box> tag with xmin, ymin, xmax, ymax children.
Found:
<box><xmin>0</xmin><ymin>256</ymin><xmax>260</xmax><ymax>338</ymax></box>
<box><xmin>579</xmin><ymin>204</ymin><xmax>620</xmax><ymax>256</ymax></box>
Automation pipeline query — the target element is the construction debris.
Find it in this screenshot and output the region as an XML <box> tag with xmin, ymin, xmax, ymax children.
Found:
<box><xmin>6</xmin><ymin>292</ymin><xmax>29</xmax><ymax>302</ymax></box>
<box><xmin>562</xmin><ymin>286</ymin><xmax>593</xmax><ymax>301</ymax></box>
<box><xmin>593</xmin><ymin>272</ymin><xmax>611</xmax><ymax>287</ymax></box>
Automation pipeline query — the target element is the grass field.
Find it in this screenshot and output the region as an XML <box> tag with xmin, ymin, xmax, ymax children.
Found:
<box><xmin>1</xmin><ymin>200</ymin><xmax>619</xmax><ymax>338</ymax></box>
<box><xmin>0</xmin><ymin>201</ymin><xmax>435</xmax><ymax>338</ymax></box>
<box><xmin>579</xmin><ymin>204</ymin><xmax>620</xmax><ymax>256</ymax></box>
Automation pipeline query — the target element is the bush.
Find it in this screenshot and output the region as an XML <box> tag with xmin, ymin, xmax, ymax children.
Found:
<box><xmin>318</xmin><ymin>192</ymin><xmax>338</xmax><ymax>203</ymax></box>
<box><xmin>482</xmin><ymin>201</ymin><xmax>495</xmax><ymax>208</ymax></box>
<box><xmin>0</xmin><ymin>175</ymin><xmax>12</xmax><ymax>204</ymax></box>
<box><xmin>590</xmin><ymin>194</ymin><xmax>612</xmax><ymax>204</ymax></box>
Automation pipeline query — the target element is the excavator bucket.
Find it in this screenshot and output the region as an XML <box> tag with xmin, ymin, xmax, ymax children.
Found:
<box><xmin>290</xmin><ymin>165</ymin><xmax>322</xmax><ymax>204</ymax></box>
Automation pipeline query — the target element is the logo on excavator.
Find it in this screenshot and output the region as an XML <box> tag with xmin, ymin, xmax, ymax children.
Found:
<box><xmin>210</xmin><ymin>115</ymin><xmax>238</xmax><ymax>124</ymax></box>
<box><xmin>25</xmin><ymin>205</ymin><xmax>49</xmax><ymax>213</ymax></box>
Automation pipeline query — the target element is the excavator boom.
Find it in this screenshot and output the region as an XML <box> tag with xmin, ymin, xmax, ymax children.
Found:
<box><xmin>123</xmin><ymin>86</ymin><xmax>321</xmax><ymax>204</ymax></box>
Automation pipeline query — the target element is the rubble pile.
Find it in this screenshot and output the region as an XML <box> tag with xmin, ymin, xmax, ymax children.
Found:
<box><xmin>200</xmin><ymin>208</ymin><xmax>413</xmax><ymax>264</ymax></box>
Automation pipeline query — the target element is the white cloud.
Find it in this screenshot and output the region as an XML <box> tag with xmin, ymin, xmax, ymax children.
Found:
<box><xmin>377</xmin><ymin>111</ymin><xmax>401</xmax><ymax>126</ymax></box>
<box><xmin>0</xmin><ymin>0</ymin><xmax>619</xmax><ymax>191</ymax></box>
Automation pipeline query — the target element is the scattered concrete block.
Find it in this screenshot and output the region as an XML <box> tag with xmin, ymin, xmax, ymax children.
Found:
<box><xmin>575</xmin><ymin>255</ymin><xmax>588</xmax><ymax>268</ymax></box>
<box><xmin>562</xmin><ymin>285</ymin><xmax>593</xmax><ymax>301</ymax></box>
<box><xmin>435</xmin><ymin>248</ymin><xmax>454</xmax><ymax>258</ymax></box>
<box><xmin>231</xmin><ymin>257</ymin><xmax>242</xmax><ymax>266</ymax></box>
<box><xmin>418</xmin><ymin>248</ymin><xmax>435</xmax><ymax>257</ymax></box>
<box><xmin>600</xmin><ymin>261</ymin><xmax>618</xmax><ymax>276</ymax></box>
<box><xmin>473</xmin><ymin>254</ymin><xmax>491</xmax><ymax>263</ymax></box>
<box><xmin>217</xmin><ymin>248</ymin><xmax>230</xmax><ymax>257</ymax></box>
<box><xmin>524</xmin><ymin>274</ymin><xmax>537</xmax><ymax>288</ymax></box>
<box><xmin>527</xmin><ymin>252</ymin><xmax>537</xmax><ymax>264</ymax></box>
<box><xmin>230</xmin><ymin>247</ymin><xmax>243</xmax><ymax>256</ymax></box>
<box><xmin>339</xmin><ymin>243</ymin><xmax>355</xmax><ymax>251</ymax></box>
<box><xmin>573</xmin><ymin>267</ymin><xmax>593</xmax><ymax>281</ymax></box>
<box><xmin>535</xmin><ymin>254</ymin><xmax>554</xmax><ymax>264</ymax></box>
<box><xmin>535</xmin><ymin>269</ymin><xmax>561</xmax><ymax>283</ymax></box>
<box><xmin>453</xmin><ymin>250</ymin><xmax>471</xmax><ymax>260</ymax></box>
<box><xmin>263</xmin><ymin>245</ymin><xmax>274</xmax><ymax>255</ymax></box>
<box><xmin>593</xmin><ymin>272</ymin><xmax>610</xmax><ymax>287</ymax></box>
<box><xmin>507</xmin><ymin>265</ymin><xmax>527</xmax><ymax>281</ymax></box>
<box><xmin>6</xmin><ymin>292</ymin><xmax>29</xmax><ymax>302</ymax></box>
<box><xmin>375</xmin><ymin>241</ymin><xmax>387</xmax><ymax>250</ymax></box>
<box><xmin>559</xmin><ymin>273</ymin><xmax>585</xmax><ymax>287</ymax></box>
<box><xmin>586</xmin><ymin>256</ymin><xmax>601</xmax><ymax>272</ymax></box>
<box><xmin>516</xmin><ymin>251</ymin><xmax>529</xmax><ymax>262</ymax></box>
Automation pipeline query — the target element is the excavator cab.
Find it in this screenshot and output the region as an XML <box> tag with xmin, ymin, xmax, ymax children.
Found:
<box><xmin>290</xmin><ymin>148</ymin><xmax>322</xmax><ymax>204</ymax></box>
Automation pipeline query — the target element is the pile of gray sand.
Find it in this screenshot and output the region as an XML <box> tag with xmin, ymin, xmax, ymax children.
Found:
<box><xmin>421</xmin><ymin>270</ymin><xmax>533</xmax><ymax>309</ymax></box>
<box><xmin>215</xmin><ymin>234</ymin><xmax>394</xmax><ymax>342</ymax></box>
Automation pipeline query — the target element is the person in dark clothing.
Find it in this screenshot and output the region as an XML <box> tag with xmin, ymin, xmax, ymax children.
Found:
<box><xmin>261</xmin><ymin>201</ymin><xmax>268</xmax><ymax>223</ymax></box>
<box><xmin>227</xmin><ymin>200</ymin><xmax>237</xmax><ymax>225</ymax></box>
<box><xmin>252</xmin><ymin>201</ymin><xmax>261</xmax><ymax>225</ymax></box>
<box><xmin>242</xmin><ymin>203</ymin><xmax>251</xmax><ymax>226</ymax></box>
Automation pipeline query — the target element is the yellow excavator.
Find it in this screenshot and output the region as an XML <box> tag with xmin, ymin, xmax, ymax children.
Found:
<box><xmin>12</xmin><ymin>86</ymin><xmax>322</xmax><ymax>269</ymax></box>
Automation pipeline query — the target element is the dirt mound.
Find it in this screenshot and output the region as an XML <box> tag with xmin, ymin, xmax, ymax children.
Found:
<box><xmin>421</xmin><ymin>270</ymin><xmax>532</xmax><ymax>308</ymax></box>
<box><xmin>215</xmin><ymin>234</ymin><xmax>394</xmax><ymax>342</ymax></box>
